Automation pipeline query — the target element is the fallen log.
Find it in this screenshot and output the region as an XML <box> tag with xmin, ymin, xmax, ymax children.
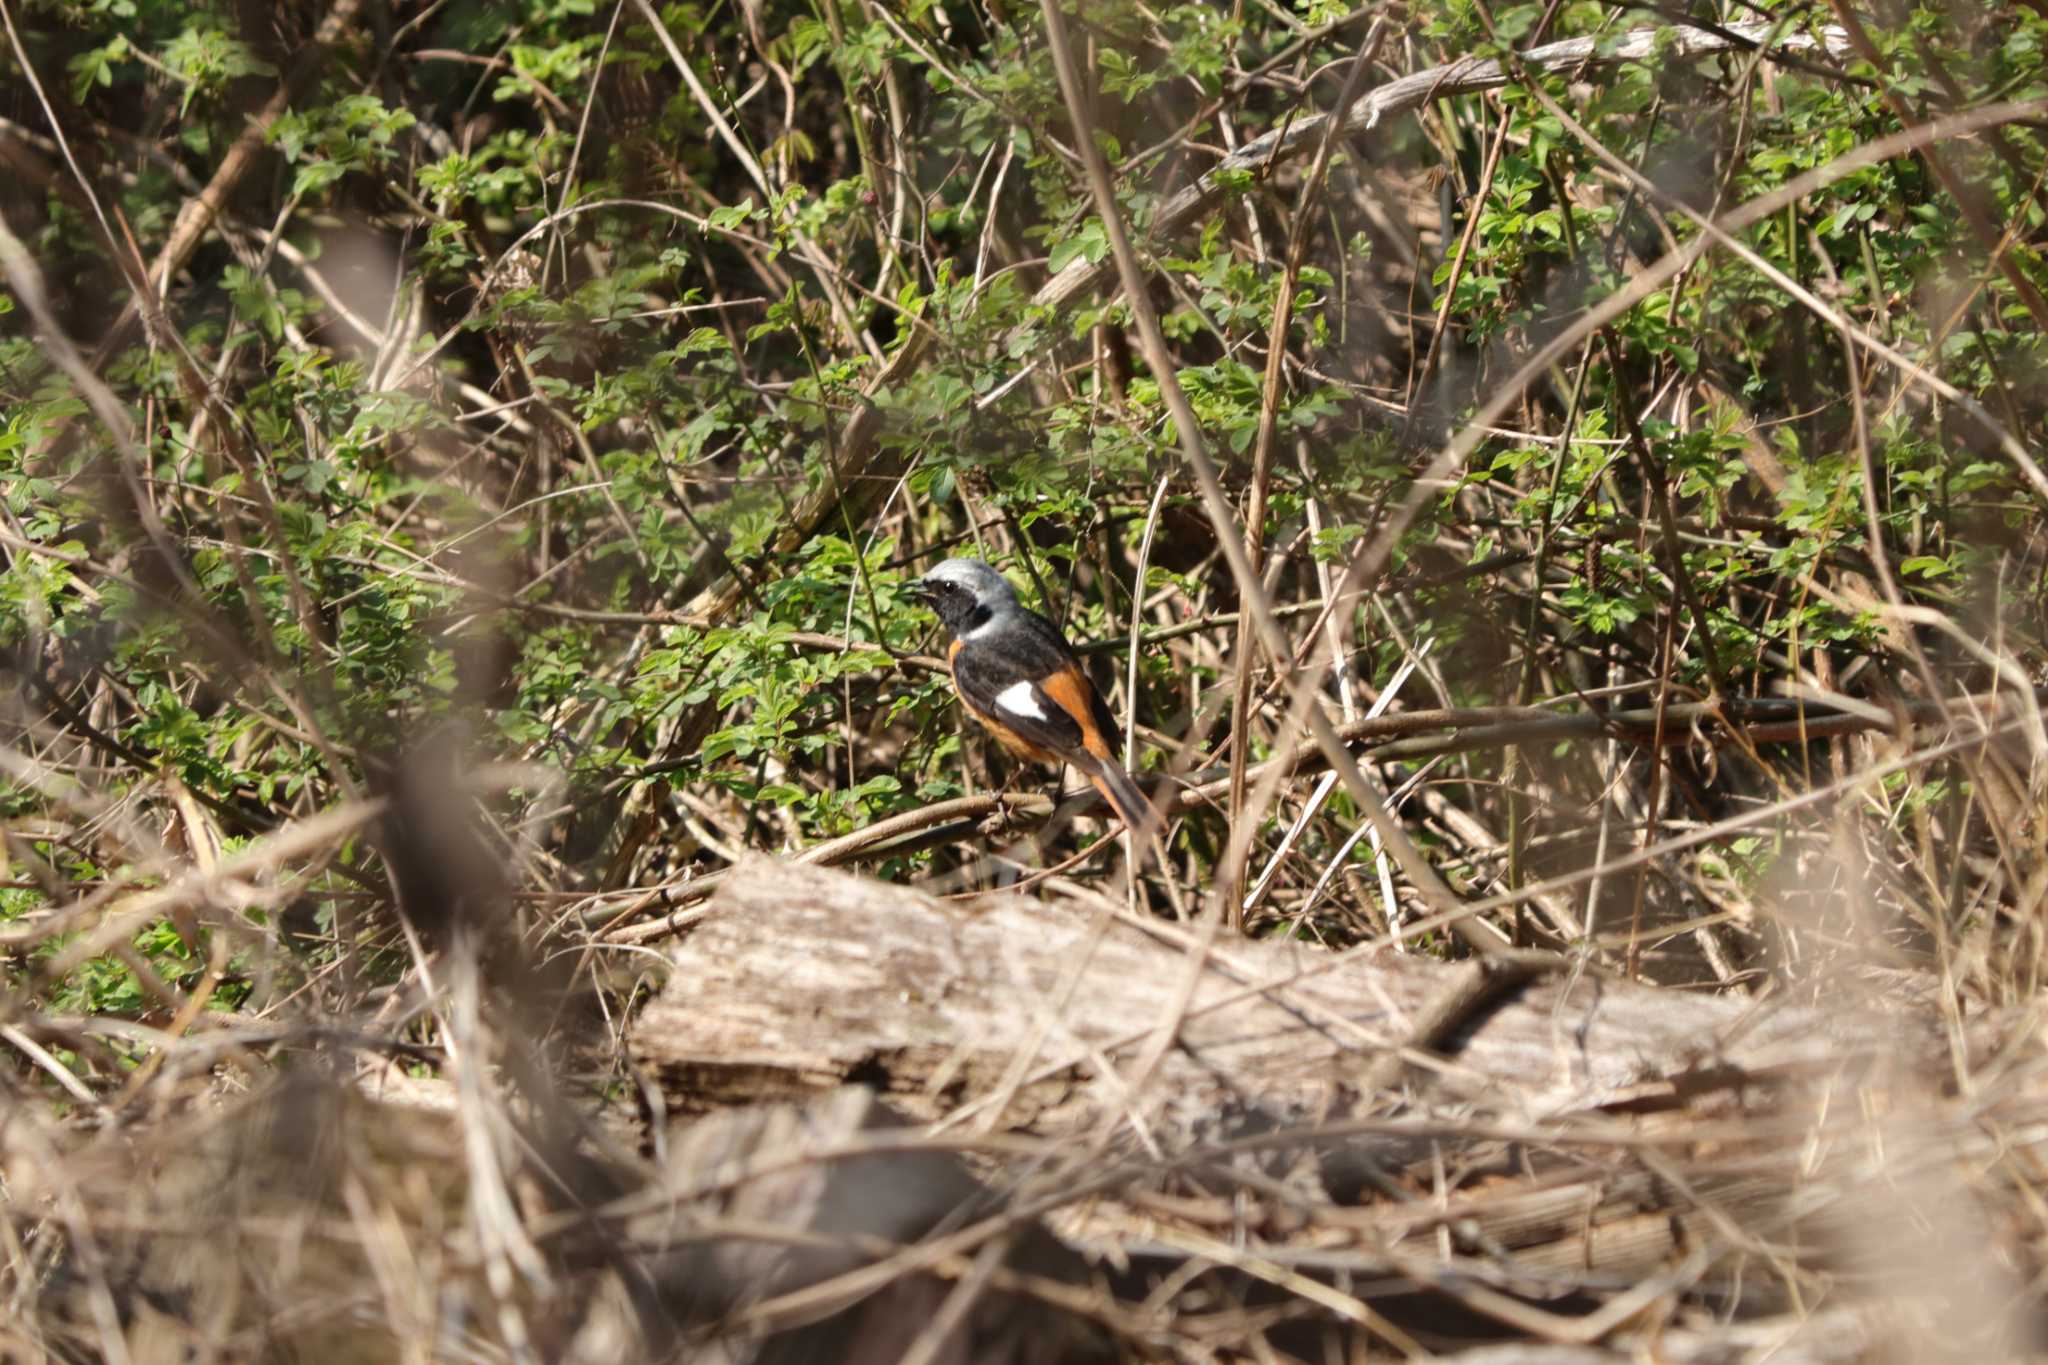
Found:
<box><xmin>631</xmin><ymin>858</ymin><xmax>1895</xmax><ymax>1143</ymax></box>
<box><xmin>628</xmin><ymin>859</ymin><xmax>2041</xmax><ymax>1344</ymax></box>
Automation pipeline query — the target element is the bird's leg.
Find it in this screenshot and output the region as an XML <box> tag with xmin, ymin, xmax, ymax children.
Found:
<box><xmin>979</xmin><ymin>765</ymin><xmax>1023</xmax><ymax>837</ymax></box>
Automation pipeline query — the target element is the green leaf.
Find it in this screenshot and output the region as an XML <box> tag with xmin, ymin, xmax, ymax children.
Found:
<box><xmin>1049</xmin><ymin>219</ymin><xmax>1110</xmax><ymax>274</ymax></box>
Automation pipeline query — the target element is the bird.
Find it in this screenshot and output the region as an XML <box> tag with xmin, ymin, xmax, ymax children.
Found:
<box><xmin>909</xmin><ymin>557</ymin><xmax>1157</xmax><ymax>834</ymax></box>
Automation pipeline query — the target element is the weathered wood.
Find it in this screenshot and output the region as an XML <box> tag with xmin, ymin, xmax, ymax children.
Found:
<box><xmin>628</xmin><ymin>861</ymin><xmax>2048</xmax><ymax>1345</ymax></box>
<box><xmin>632</xmin><ymin>858</ymin><xmax>1897</xmax><ymax>1143</ymax></box>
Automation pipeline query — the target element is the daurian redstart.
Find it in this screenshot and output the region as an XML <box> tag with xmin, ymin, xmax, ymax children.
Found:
<box><xmin>910</xmin><ymin>558</ymin><xmax>1156</xmax><ymax>833</ymax></box>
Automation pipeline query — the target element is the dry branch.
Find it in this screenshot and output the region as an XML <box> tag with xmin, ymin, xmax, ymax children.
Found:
<box><xmin>1025</xmin><ymin>19</ymin><xmax>1853</xmax><ymax>317</ymax></box>
<box><xmin>86</xmin><ymin>0</ymin><xmax>371</xmax><ymax>361</ymax></box>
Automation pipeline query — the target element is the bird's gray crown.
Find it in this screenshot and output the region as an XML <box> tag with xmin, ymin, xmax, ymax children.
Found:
<box><xmin>922</xmin><ymin>558</ymin><xmax>1017</xmax><ymax>604</ymax></box>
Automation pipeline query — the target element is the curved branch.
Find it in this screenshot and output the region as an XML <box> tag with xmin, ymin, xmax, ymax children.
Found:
<box><xmin>1025</xmin><ymin>19</ymin><xmax>1853</xmax><ymax>317</ymax></box>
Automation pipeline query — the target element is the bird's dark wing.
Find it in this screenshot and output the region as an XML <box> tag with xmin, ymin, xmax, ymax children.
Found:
<box><xmin>950</xmin><ymin>608</ymin><xmax>1109</xmax><ymax>759</ymax></box>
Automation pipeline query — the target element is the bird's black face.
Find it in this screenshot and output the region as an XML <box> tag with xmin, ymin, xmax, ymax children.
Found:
<box><xmin>911</xmin><ymin>576</ymin><xmax>984</xmax><ymax>638</ymax></box>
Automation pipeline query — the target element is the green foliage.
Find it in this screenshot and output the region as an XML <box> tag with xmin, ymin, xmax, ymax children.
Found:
<box><xmin>161</xmin><ymin>27</ymin><xmax>276</xmax><ymax>113</ymax></box>
<box><xmin>4</xmin><ymin>0</ymin><xmax>2048</xmax><ymax>1048</ymax></box>
<box><xmin>269</xmin><ymin>94</ymin><xmax>416</xmax><ymax>198</ymax></box>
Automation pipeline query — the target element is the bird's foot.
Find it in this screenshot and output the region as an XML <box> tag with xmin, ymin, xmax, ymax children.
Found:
<box><xmin>981</xmin><ymin>775</ymin><xmax>1023</xmax><ymax>836</ymax></box>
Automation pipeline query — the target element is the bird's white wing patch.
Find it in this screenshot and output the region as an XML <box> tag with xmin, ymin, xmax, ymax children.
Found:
<box><xmin>993</xmin><ymin>680</ymin><xmax>1049</xmax><ymax>722</ymax></box>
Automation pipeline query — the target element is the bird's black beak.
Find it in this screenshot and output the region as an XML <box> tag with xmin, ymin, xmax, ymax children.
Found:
<box><xmin>905</xmin><ymin>579</ymin><xmax>936</xmax><ymax>605</ymax></box>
